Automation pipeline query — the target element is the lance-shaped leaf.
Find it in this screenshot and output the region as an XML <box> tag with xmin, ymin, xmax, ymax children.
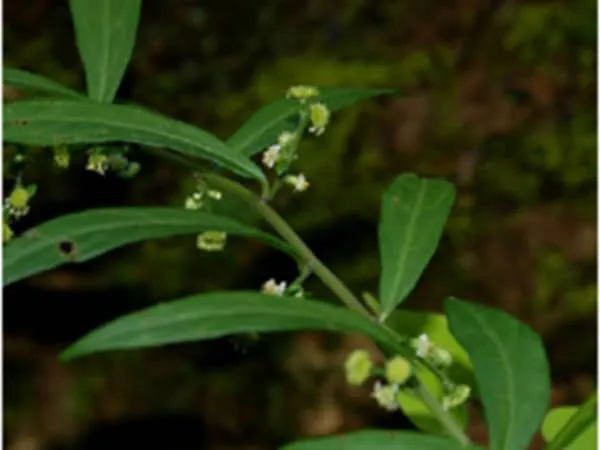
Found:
<box><xmin>69</xmin><ymin>0</ymin><xmax>142</xmax><ymax>103</ymax></box>
<box><xmin>378</xmin><ymin>174</ymin><xmax>455</xmax><ymax>319</ymax></box>
<box><xmin>281</xmin><ymin>430</ymin><xmax>484</xmax><ymax>450</ymax></box>
<box><xmin>3</xmin><ymin>67</ymin><xmax>85</xmax><ymax>99</ymax></box>
<box><xmin>445</xmin><ymin>298</ymin><xmax>551</xmax><ymax>450</ymax></box>
<box><xmin>3</xmin><ymin>100</ymin><xmax>265</xmax><ymax>180</ymax></box>
<box><xmin>4</xmin><ymin>207</ymin><xmax>294</xmax><ymax>287</ymax></box>
<box><xmin>60</xmin><ymin>292</ymin><xmax>396</xmax><ymax>360</ymax></box>
<box><xmin>227</xmin><ymin>87</ymin><xmax>398</xmax><ymax>157</ymax></box>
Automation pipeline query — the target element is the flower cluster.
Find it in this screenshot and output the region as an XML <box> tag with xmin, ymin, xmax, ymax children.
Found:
<box><xmin>410</xmin><ymin>333</ymin><xmax>471</xmax><ymax>410</ymax></box>
<box><xmin>85</xmin><ymin>147</ymin><xmax>141</xmax><ymax>178</ymax></box>
<box><xmin>259</xmin><ymin>85</ymin><xmax>333</xmax><ymax>196</ymax></box>
<box><xmin>261</xmin><ymin>278</ymin><xmax>287</xmax><ymax>296</ymax></box>
<box><xmin>343</xmin><ymin>338</ymin><xmax>471</xmax><ymax>413</ymax></box>
<box><xmin>343</xmin><ymin>350</ymin><xmax>413</xmax><ymax>411</ymax></box>
<box><xmin>411</xmin><ymin>333</ymin><xmax>453</xmax><ymax>369</ymax></box>
<box><xmin>53</xmin><ymin>145</ymin><xmax>70</xmax><ymax>169</ymax></box>
<box><xmin>183</xmin><ymin>178</ymin><xmax>226</xmax><ymax>252</ymax></box>
<box><xmin>3</xmin><ymin>181</ymin><xmax>36</xmax><ymax>243</ymax></box>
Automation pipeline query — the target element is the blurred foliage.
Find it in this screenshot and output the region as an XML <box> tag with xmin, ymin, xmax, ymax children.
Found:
<box><xmin>3</xmin><ymin>0</ymin><xmax>596</xmax><ymax>448</ymax></box>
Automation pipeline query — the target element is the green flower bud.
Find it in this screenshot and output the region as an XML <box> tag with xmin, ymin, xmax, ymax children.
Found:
<box><xmin>384</xmin><ymin>356</ymin><xmax>412</xmax><ymax>385</ymax></box>
<box><xmin>344</xmin><ymin>349</ymin><xmax>373</xmax><ymax>386</ymax></box>
<box><xmin>442</xmin><ymin>384</ymin><xmax>471</xmax><ymax>410</ymax></box>
<box><xmin>286</xmin><ymin>85</ymin><xmax>320</xmax><ymax>102</ymax></box>
<box><xmin>308</xmin><ymin>103</ymin><xmax>330</xmax><ymax>136</ymax></box>
<box><xmin>196</xmin><ymin>231</ymin><xmax>227</xmax><ymax>251</ymax></box>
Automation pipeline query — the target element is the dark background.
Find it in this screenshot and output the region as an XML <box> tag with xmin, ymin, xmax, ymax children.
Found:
<box><xmin>3</xmin><ymin>1</ymin><xmax>597</xmax><ymax>449</ymax></box>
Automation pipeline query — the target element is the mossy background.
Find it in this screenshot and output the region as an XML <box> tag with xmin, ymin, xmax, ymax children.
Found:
<box><xmin>3</xmin><ymin>1</ymin><xmax>596</xmax><ymax>449</ymax></box>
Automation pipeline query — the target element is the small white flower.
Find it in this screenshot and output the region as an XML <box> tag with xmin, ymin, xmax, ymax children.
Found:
<box><xmin>432</xmin><ymin>347</ymin><xmax>453</xmax><ymax>368</ymax></box>
<box><xmin>261</xmin><ymin>278</ymin><xmax>287</xmax><ymax>296</ymax></box>
<box><xmin>185</xmin><ymin>196</ymin><xmax>201</xmax><ymax>210</ymax></box>
<box><xmin>284</xmin><ymin>173</ymin><xmax>310</xmax><ymax>192</ymax></box>
<box><xmin>207</xmin><ymin>190</ymin><xmax>222</xmax><ymax>200</ymax></box>
<box><xmin>277</xmin><ymin>131</ymin><xmax>296</xmax><ymax>147</ymax></box>
<box><xmin>262</xmin><ymin>144</ymin><xmax>281</xmax><ymax>169</ymax></box>
<box><xmin>415</xmin><ymin>333</ymin><xmax>431</xmax><ymax>359</ymax></box>
<box><xmin>86</xmin><ymin>151</ymin><xmax>109</xmax><ymax>176</ymax></box>
<box><xmin>371</xmin><ymin>381</ymin><xmax>399</xmax><ymax>411</ymax></box>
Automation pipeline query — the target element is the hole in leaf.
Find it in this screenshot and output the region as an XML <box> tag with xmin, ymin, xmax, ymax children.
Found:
<box><xmin>58</xmin><ymin>240</ymin><xmax>78</xmax><ymax>262</ymax></box>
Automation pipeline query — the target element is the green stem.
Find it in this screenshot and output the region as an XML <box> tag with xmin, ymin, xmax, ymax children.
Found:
<box><xmin>203</xmin><ymin>173</ymin><xmax>371</xmax><ymax>318</ymax></box>
<box><xmin>546</xmin><ymin>391</ymin><xmax>597</xmax><ymax>450</ymax></box>
<box><xmin>415</xmin><ymin>383</ymin><xmax>471</xmax><ymax>447</ymax></box>
<box><xmin>204</xmin><ymin>173</ymin><xmax>472</xmax><ymax>446</ymax></box>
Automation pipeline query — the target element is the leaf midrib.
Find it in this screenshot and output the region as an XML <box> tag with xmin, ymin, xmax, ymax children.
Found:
<box><xmin>73</xmin><ymin>299</ymin><xmax>379</xmax><ymax>345</ymax></box>
<box><xmin>4</xmin><ymin>102</ymin><xmax>256</xmax><ymax>174</ymax></box>
<box><xmin>384</xmin><ymin>181</ymin><xmax>427</xmax><ymax>314</ymax></box>
<box><xmin>229</xmin><ymin>101</ymin><xmax>297</xmax><ymax>154</ymax></box>
<box><xmin>96</xmin><ymin>0</ymin><xmax>111</xmax><ymax>101</ymax></box>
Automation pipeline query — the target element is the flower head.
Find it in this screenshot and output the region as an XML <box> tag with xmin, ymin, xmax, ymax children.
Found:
<box><xmin>344</xmin><ymin>349</ymin><xmax>373</xmax><ymax>386</ymax></box>
<box><xmin>385</xmin><ymin>356</ymin><xmax>412</xmax><ymax>385</ymax></box>
<box><xmin>277</xmin><ymin>131</ymin><xmax>296</xmax><ymax>147</ymax></box>
<box><xmin>185</xmin><ymin>191</ymin><xmax>204</xmax><ymax>210</ymax></box>
<box><xmin>412</xmin><ymin>333</ymin><xmax>431</xmax><ymax>359</ymax></box>
<box><xmin>5</xmin><ymin>184</ymin><xmax>33</xmax><ymax>219</ymax></box>
<box><xmin>86</xmin><ymin>149</ymin><xmax>109</xmax><ymax>176</ymax></box>
<box><xmin>284</xmin><ymin>173</ymin><xmax>310</xmax><ymax>192</ymax></box>
<box><xmin>430</xmin><ymin>347</ymin><xmax>453</xmax><ymax>368</ymax></box>
<box><xmin>261</xmin><ymin>278</ymin><xmax>287</xmax><ymax>296</ymax></box>
<box><xmin>308</xmin><ymin>103</ymin><xmax>330</xmax><ymax>136</ymax></box>
<box><xmin>53</xmin><ymin>146</ymin><xmax>70</xmax><ymax>169</ymax></box>
<box><xmin>371</xmin><ymin>381</ymin><xmax>399</xmax><ymax>411</ymax></box>
<box><xmin>208</xmin><ymin>189</ymin><xmax>222</xmax><ymax>200</ymax></box>
<box><xmin>262</xmin><ymin>144</ymin><xmax>281</xmax><ymax>169</ymax></box>
<box><xmin>442</xmin><ymin>384</ymin><xmax>471</xmax><ymax>410</ymax></box>
<box><xmin>286</xmin><ymin>85</ymin><xmax>320</xmax><ymax>102</ymax></box>
<box><xmin>196</xmin><ymin>231</ymin><xmax>227</xmax><ymax>251</ymax></box>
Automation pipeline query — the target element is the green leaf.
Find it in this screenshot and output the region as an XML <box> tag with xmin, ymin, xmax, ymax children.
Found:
<box><xmin>227</xmin><ymin>87</ymin><xmax>398</xmax><ymax>157</ymax></box>
<box><xmin>3</xmin><ymin>100</ymin><xmax>265</xmax><ymax>180</ymax></box>
<box><xmin>386</xmin><ymin>309</ymin><xmax>474</xmax><ymax>434</ymax></box>
<box><xmin>542</xmin><ymin>394</ymin><xmax>597</xmax><ymax>450</ymax></box>
<box><xmin>4</xmin><ymin>207</ymin><xmax>294</xmax><ymax>287</ymax></box>
<box><xmin>445</xmin><ymin>298</ymin><xmax>551</xmax><ymax>450</ymax></box>
<box><xmin>3</xmin><ymin>68</ymin><xmax>85</xmax><ymax>99</ymax></box>
<box><xmin>69</xmin><ymin>0</ymin><xmax>141</xmax><ymax>103</ymax></box>
<box><xmin>60</xmin><ymin>292</ymin><xmax>395</xmax><ymax>361</ymax></box>
<box><xmin>378</xmin><ymin>174</ymin><xmax>456</xmax><ymax>319</ymax></box>
<box><xmin>280</xmin><ymin>430</ymin><xmax>484</xmax><ymax>450</ymax></box>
